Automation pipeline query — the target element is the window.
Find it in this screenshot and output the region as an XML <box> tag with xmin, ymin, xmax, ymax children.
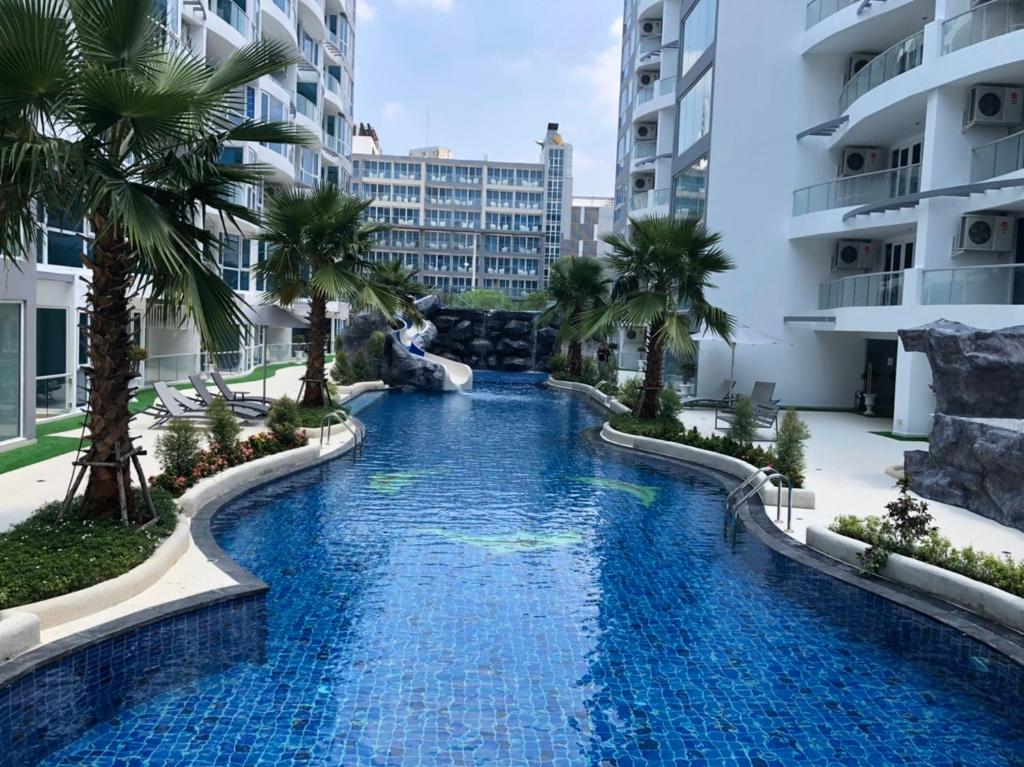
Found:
<box><xmin>488</xmin><ymin>167</ymin><xmax>516</xmax><ymax>186</ymax></box>
<box><xmin>680</xmin><ymin>0</ymin><xmax>717</xmax><ymax>79</ymax></box>
<box><xmin>672</xmin><ymin>155</ymin><xmax>709</xmax><ymax>220</ymax></box>
<box><xmin>259</xmin><ymin>92</ymin><xmax>290</xmax><ymax>158</ymax></box>
<box><xmin>676</xmin><ymin>67</ymin><xmax>713</xmax><ymax>155</ymax></box>
<box><xmin>0</xmin><ymin>302</ymin><xmax>21</xmax><ymax>441</ymax></box>
<box><xmin>38</xmin><ymin>203</ymin><xmax>92</xmax><ymax>268</ymax></box>
<box><xmin>218</xmin><ymin>234</ymin><xmax>250</xmax><ymax>290</ymax></box>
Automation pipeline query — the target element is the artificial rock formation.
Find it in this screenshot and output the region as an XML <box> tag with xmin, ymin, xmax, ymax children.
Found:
<box><xmin>899</xmin><ymin>320</ymin><xmax>1024</xmax><ymax>530</ymax></box>
<box><xmin>424</xmin><ymin>306</ymin><xmax>559</xmax><ymax>372</ymax></box>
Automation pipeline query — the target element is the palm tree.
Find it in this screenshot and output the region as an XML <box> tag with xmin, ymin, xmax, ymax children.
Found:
<box><xmin>538</xmin><ymin>255</ymin><xmax>609</xmax><ymax>378</ymax></box>
<box><xmin>364</xmin><ymin>259</ymin><xmax>425</xmax><ymax>312</ymax></box>
<box><xmin>581</xmin><ymin>215</ymin><xmax>736</xmax><ymax>420</ymax></box>
<box><xmin>0</xmin><ymin>0</ymin><xmax>308</xmax><ymax>519</ymax></box>
<box><xmin>256</xmin><ymin>185</ymin><xmax>416</xmax><ymax>408</ymax></box>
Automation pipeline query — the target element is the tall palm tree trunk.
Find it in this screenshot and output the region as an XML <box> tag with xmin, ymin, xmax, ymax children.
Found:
<box><xmin>568</xmin><ymin>339</ymin><xmax>584</xmax><ymax>377</ymax></box>
<box><xmin>639</xmin><ymin>319</ymin><xmax>665</xmax><ymax>420</ymax></box>
<box><xmin>81</xmin><ymin>228</ymin><xmax>136</xmax><ymax>520</ymax></box>
<box><xmin>302</xmin><ymin>293</ymin><xmax>328</xmax><ymax>408</ymax></box>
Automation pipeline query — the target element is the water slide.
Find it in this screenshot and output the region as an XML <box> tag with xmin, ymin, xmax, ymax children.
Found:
<box><xmin>394</xmin><ymin>318</ymin><xmax>473</xmax><ymax>391</ymax></box>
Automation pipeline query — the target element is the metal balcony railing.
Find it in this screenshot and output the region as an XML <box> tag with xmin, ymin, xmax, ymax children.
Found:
<box><xmin>818</xmin><ymin>270</ymin><xmax>904</xmax><ymax>309</ymax></box>
<box><xmin>838</xmin><ymin>30</ymin><xmax>924</xmax><ymax>113</ymax></box>
<box><xmin>942</xmin><ymin>0</ymin><xmax>1024</xmax><ymax>54</ymax></box>
<box><xmin>793</xmin><ymin>164</ymin><xmax>921</xmax><ymax>215</ymax></box>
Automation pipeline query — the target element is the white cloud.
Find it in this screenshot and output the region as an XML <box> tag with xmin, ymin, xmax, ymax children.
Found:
<box><xmin>359</xmin><ymin>0</ymin><xmax>376</xmax><ymax>22</ymax></box>
<box><xmin>394</xmin><ymin>0</ymin><xmax>454</xmax><ymax>11</ymax></box>
<box><xmin>569</xmin><ymin>39</ymin><xmax>621</xmax><ymax>126</ymax></box>
<box><xmin>382</xmin><ymin>100</ymin><xmax>405</xmax><ymax>121</ymax></box>
<box><xmin>609</xmin><ymin>16</ymin><xmax>623</xmax><ymax>39</ymax></box>
<box><xmin>572</xmin><ymin>148</ymin><xmax>597</xmax><ymax>170</ymax></box>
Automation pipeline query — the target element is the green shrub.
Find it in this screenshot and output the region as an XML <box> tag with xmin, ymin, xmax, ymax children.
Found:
<box><xmin>518</xmin><ymin>291</ymin><xmax>550</xmax><ymax>310</ymax></box>
<box><xmin>267</xmin><ymin>395</ymin><xmax>303</xmax><ymax>447</ymax></box>
<box><xmin>597</xmin><ymin>359</ymin><xmax>618</xmax><ymax>389</ymax></box>
<box><xmin>334</xmin><ymin>333</ymin><xmax>344</xmax><ymax>355</ymax></box>
<box><xmin>578</xmin><ymin>357</ymin><xmax>600</xmax><ymax>386</ymax></box>
<box><xmin>368</xmin><ymin>331</ymin><xmax>388</xmax><ymax>368</ymax></box>
<box><xmin>548</xmin><ymin>352</ymin><xmax>569</xmax><ymax>377</ymax></box>
<box><xmin>618</xmin><ymin>377</ymin><xmax>644</xmax><ymax>412</ymax></box>
<box><xmin>885</xmin><ymin>476</ymin><xmax>935</xmax><ymax>549</ymax></box>
<box><xmin>0</xmin><ymin>488</ymin><xmax>178</xmax><ymax>609</ymax></box>
<box><xmin>155</xmin><ymin>418</ymin><xmax>200</xmax><ymax>481</ymax></box>
<box><xmin>727</xmin><ymin>396</ymin><xmax>757</xmax><ymax>445</ymax></box>
<box><xmin>658</xmin><ymin>388</ymin><xmax>684</xmax><ymax>421</ymax></box>
<box><xmin>206</xmin><ymin>397</ymin><xmax>241</xmax><ymax>461</ymax></box>
<box><xmin>330</xmin><ymin>350</ymin><xmax>355</xmax><ymax>386</ymax></box>
<box><xmin>350</xmin><ymin>350</ymin><xmax>374</xmax><ymax>382</ymax></box>
<box><xmin>774</xmin><ymin>409</ymin><xmax>810</xmax><ymax>487</ymax></box>
<box><xmin>459</xmin><ymin>289</ymin><xmax>513</xmax><ymax>310</ymax></box>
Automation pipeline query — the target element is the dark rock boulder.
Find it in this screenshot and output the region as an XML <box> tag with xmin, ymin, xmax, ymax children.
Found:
<box><xmin>496</xmin><ymin>338</ymin><xmax>531</xmax><ymax>355</ymax></box>
<box><xmin>468</xmin><ymin>339</ymin><xmax>494</xmax><ymax>356</ymax></box>
<box><xmin>899</xmin><ymin>320</ymin><xmax>1024</xmax><ymax>418</ymax></box>
<box><xmin>501</xmin><ymin>357</ymin><xmax>532</xmax><ymax>372</ymax></box>
<box><xmin>379</xmin><ymin>339</ymin><xmax>446</xmax><ymax>391</ymax></box>
<box><xmin>503</xmin><ymin>319</ymin><xmax>533</xmax><ymax>337</ymax></box>
<box><xmin>452</xmin><ymin>320</ymin><xmax>474</xmax><ymax>341</ymax></box>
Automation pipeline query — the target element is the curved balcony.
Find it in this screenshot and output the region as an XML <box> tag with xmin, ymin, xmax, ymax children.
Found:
<box><xmin>972</xmin><ymin>129</ymin><xmax>1024</xmax><ymax>182</ymax></box>
<box><xmin>793</xmin><ymin>164</ymin><xmax>921</xmax><ymax>216</ymax></box>
<box><xmin>838</xmin><ymin>30</ymin><xmax>924</xmax><ymax>114</ymax></box>
<box><xmin>293</xmin><ymin>93</ymin><xmax>321</xmax><ymax>136</ymax></box>
<box><xmin>818</xmin><ymin>270</ymin><xmax>904</xmax><ymax>309</ymax></box>
<box><xmin>805</xmin><ymin>0</ymin><xmax>857</xmax><ymax>29</ymax></box>
<box><xmin>262</xmin><ymin>0</ymin><xmax>296</xmax><ymax>44</ymax></box>
<box><xmin>921</xmin><ymin>263</ymin><xmax>1024</xmax><ymax>305</ymax></box>
<box><xmin>210</xmin><ymin>0</ymin><xmax>257</xmax><ymax>43</ymax></box>
<box><xmin>630</xmin><ymin>188</ymin><xmax>671</xmax><ymax>212</ymax></box>
<box><xmin>941</xmin><ymin>0</ymin><xmax>1024</xmax><ymax>55</ymax></box>
<box><xmin>635</xmin><ymin>76</ymin><xmax>676</xmax><ymax>120</ymax></box>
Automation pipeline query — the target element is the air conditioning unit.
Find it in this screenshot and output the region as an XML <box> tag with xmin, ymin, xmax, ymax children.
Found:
<box><xmin>640</xmin><ymin>19</ymin><xmax>662</xmax><ymax>36</ymax></box>
<box><xmin>636</xmin><ymin>123</ymin><xmax>658</xmax><ymax>140</ymax></box>
<box><xmin>955</xmin><ymin>215</ymin><xmax>1015</xmax><ymax>253</ymax></box>
<box><xmin>840</xmin><ymin>147</ymin><xmax>885</xmax><ymax>177</ymax></box>
<box><xmin>833</xmin><ymin>240</ymin><xmax>876</xmax><ymax>270</ymax></box>
<box><xmin>638</xmin><ymin>71</ymin><xmax>659</xmax><ymax>88</ymax></box>
<box><xmin>846</xmin><ymin>53</ymin><xmax>878</xmax><ymax>84</ymax></box>
<box><xmin>634</xmin><ymin>176</ymin><xmax>655</xmax><ymax>192</ymax></box>
<box><xmin>964</xmin><ymin>85</ymin><xmax>1024</xmax><ymax>129</ymax></box>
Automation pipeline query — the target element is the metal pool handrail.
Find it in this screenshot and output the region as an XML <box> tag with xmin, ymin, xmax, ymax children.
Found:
<box><xmin>320</xmin><ymin>410</ymin><xmax>362</xmax><ymax>448</ymax></box>
<box><xmin>724</xmin><ymin>467</ymin><xmax>795</xmax><ymax>545</ymax></box>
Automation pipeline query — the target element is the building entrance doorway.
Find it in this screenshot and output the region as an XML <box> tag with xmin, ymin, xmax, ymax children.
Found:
<box><xmin>864</xmin><ymin>339</ymin><xmax>898</xmax><ymax>417</ymax></box>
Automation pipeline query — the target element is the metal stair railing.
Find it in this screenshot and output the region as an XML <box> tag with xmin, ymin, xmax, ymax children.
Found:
<box><xmin>723</xmin><ymin>467</ymin><xmax>795</xmax><ymax>546</ymax></box>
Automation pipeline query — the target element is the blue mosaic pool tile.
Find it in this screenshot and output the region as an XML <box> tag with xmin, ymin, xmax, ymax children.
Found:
<box><xmin>1</xmin><ymin>378</ymin><xmax>1023</xmax><ymax>765</ymax></box>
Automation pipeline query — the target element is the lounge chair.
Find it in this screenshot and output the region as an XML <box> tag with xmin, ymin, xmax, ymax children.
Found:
<box><xmin>714</xmin><ymin>381</ymin><xmax>780</xmax><ymax>440</ymax></box>
<box><xmin>210</xmin><ymin>370</ymin><xmax>276</xmax><ymax>407</ymax></box>
<box><xmin>683</xmin><ymin>379</ymin><xmax>736</xmax><ymax>409</ymax></box>
<box><xmin>144</xmin><ymin>382</ymin><xmax>220</xmax><ymax>428</ymax></box>
<box><xmin>188</xmin><ymin>375</ymin><xmax>268</xmax><ymax>418</ymax></box>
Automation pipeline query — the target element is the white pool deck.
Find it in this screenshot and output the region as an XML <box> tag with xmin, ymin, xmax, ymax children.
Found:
<box><xmin>675</xmin><ymin>407</ymin><xmax>1024</xmax><ymax>561</ymax></box>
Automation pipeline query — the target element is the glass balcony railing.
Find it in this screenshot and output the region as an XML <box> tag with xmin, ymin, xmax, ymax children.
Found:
<box><xmin>838</xmin><ymin>30</ymin><xmax>924</xmax><ymax>113</ymax></box>
<box><xmin>659</xmin><ymin>76</ymin><xmax>677</xmax><ymax>95</ymax></box>
<box><xmin>35</xmin><ymin>374</ymin><xmax>76</xmax><ymax>419</ymax></box>
<box><xmin>638</xmin><ymin>85</ymin><xmax>655</xmax><ymax>104</ymax></box>
<box><xmin>633</xmin><ymin>140</ymin><xmax>657</xmax><ymax>160</ymax></box>
<box><xmin>638</xmin><ymin>36</ymin><xmax>661</xmax><ymax>56</ymax></box>
<box><xmin>818</xmin><ymin>270</ymin><xmax>904</xmax><ymax>309</ymax></box>
<box><xmin>294</xmin><ymin>94</ymin><xmax>320</xmax><ymax>123</ymax></box>
<box><xmin>212</xmin><ymin>0</ymin><xmax>256</xmax><ymax>41</ymax></box>
<box><xmin>971</xmin><ymin>129</ymin><xmax>1024</xmax><ymax>181</ymax></box>
<box><xmin>921</xmin><ymin>263</ymin><xmax>1024</xmax><ymax>305</ymax></box>
<box><xmin>942</xmin><ymin>0</ymin><xmax>1024</xmax><ymax>54</ymax></box>
<box><xmin>271</xmin><ymin>0</ymin><xmax>292</xmax><ymax>18</ymax></box>
<box><xmin>793</xmin><ymin>164</ymin><xmax>921</xmax><ymax>215</ymax></box>
<box><xmin>631</xmin><ymin>188</ymin><xmax>671</xmax><ymax>210</ymax></box>
<box><xmin>805</xmin><ymin>0</ymin><xmax>857</xmax><ymax>29</ymax></box>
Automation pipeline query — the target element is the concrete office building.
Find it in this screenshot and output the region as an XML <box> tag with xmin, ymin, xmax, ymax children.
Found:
<box><xmin>0</xmin><ymin>0</ymin><xmax>360</xmax><ymax>450</ymax></box>
<box><xmin>615</xmin><ymin>0</ymin><xmax>1024</xmax><ymax>434</ymax></box>
<box><xmin>565</xmin><ymin>197</ymin><xmax>615</xmax><ymax>258</ymax></box>
<box><xmin>352</xmin><ymin>123</ymin><xmax>573</xmax><ymax>296</ymax></box>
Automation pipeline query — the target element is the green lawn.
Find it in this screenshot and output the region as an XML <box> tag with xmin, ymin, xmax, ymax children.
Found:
<box><xmin>0</xmin><ymin>362</ymin><xmax>307</xmax><ymax>476</ymax></box>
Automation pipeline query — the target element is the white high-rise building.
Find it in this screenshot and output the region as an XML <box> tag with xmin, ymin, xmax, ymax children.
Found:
<box><xmin>615</xmin><ymin>0</ymin><xmax>1024</xmax><ymax>435</ymax></box>
<box><xmin>0</xmin><ymin>0</ymin><xmax>359</xmax><ymax>451</ymax></box>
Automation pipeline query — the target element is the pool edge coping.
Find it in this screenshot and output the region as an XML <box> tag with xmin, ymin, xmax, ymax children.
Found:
<box><xmin>0</xmin><ymin>404</ymin><xmax>376</xmax><ymax>691</ymax></box>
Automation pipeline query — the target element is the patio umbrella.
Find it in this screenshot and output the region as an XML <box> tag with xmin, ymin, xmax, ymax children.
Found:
<box><xmin>690</xmin><ymin>325</ymin><xmax>784</xmax><ymax>386</ymax></box>
<box><xmin>239</xmin><ymin>302</ymin><xmax>310</xmax><ymax>400</ymax></box>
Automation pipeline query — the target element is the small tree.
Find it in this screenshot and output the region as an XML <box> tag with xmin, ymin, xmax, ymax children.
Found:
<box><xmin>727</xmin><ymin>397</ymin><xmax>757</xmax><ymax>445</ymax></box>
<box><xmin>155</xmin><ymin>420</ymin><xmax>200</xmax><ymax>481</ymax></box>
<box><xmin>267</xmin><ymin>396</ymin><xmax>303</xmax><ymax>447</ymax></box>
<box><xmin>774</xmin><ymin>409</ymin><xmax>810</xmax><ymax>487</ymax></box>
<box><xmin>206</xmin><ymin>398</ymin><xmax>241</xmax><ymax>461</ymax></box>
<box><xmin>351</xmin><ymin>350</ymin><xmax>374</xmax><ymax>382</ymax></box>
<box><xmin>658</xmin><ymin>389</ymin><xmax>684</xmax><ymax>422</ymax></box>
<box><xmin>368</xmin><ymin>331</ymin><xmax>388</xmax><ymax>375</ymax></box>
<box><xmin>885</xmin><ymin>476</ymin><xmax>935</xmax><ymax>550</ymax></box>
<box><xmin>330</xmin><ymin>351</ymin><xmax>355</xmax><ymax>386</ymax></box>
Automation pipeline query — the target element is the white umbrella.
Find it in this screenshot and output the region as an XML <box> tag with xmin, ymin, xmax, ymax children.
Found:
<box><xmin>690</xmin><ymin>325</ymin><xmax>784</xmax><ymax>387</ymax></box>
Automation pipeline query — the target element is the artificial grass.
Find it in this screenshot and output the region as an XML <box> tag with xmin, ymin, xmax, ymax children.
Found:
<box><xmin>0</xmin><ymin>487</ymin><xmax>178</xmax><ymax>610</ymax></box>
<box><xmin>0</xmin><ymin>436</ymin><xmax>88</xmax><ymax>475</ymax></box>
<box><xmin>870</xmin><ymin>431</ymin><xmax>929</xmax><ymax>442</ymax></box>
<box><xmin>219</xmin><ymin>361</ymin><xmax>302</xmax><ymax>386</ymax></box>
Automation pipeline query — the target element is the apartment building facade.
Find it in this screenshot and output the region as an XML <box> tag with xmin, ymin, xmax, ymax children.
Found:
<box><xmin>0</xmin><ymin>0</ymin><xmax>359</xmax><ymax>450</ymax></box>
<box><xmin>565</xmin><ymin>197</ymin><xmax>615</xmax><ymax>258</ymax></box>
<box><xmin>616</xmin><ymin>0</ymin><xmax>1024</xmax><ymax>435</ymax></box>
<box><xmin>352</xmin><ymin>124</ymin><xmax>573</xmax><ymax>297</ymax></box>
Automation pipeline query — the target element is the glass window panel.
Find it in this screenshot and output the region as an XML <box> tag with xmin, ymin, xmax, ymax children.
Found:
<box><xmin>36</xmin><ymin>307</ymin><xmax>67</xmax><ymax>377</ymax></box>
<box><xmin>680</xmin><ymin>0</ymin><xmax>717</xmax><ymax>79</ymax></box>
<box><xmin>675</xmin><ymin>68</ymin><xmax>713</xmax><ymax>155</ymax></box>
<box><xmin>47</xmin><ymin>231</ymin><xmax>85</xmax><ymax>267</ymax></box>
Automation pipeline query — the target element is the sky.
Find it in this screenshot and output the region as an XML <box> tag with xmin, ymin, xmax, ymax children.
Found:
<box><xmin>353</xmin><ymin>0</ymin><xmax>623</xmax><ymax>197</ymax></box>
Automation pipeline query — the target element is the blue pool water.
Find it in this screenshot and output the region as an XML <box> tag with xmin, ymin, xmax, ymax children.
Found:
<box><xmin>15</xmin><ymin>376</ymin><xmax>1024</xmax><ymax>764</ymax></box>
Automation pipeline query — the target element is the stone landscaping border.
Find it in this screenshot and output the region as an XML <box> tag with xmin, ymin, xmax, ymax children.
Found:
<box><xmin>0</xmin><ymin>400</ymin><xmax>377</xmax><ymax>686</ymax></box>
<box><xmin>806</xmin><ymin>525</ymin><xmax>1024</xmax><ymax>634</ymax></box>
<box><xmin>546</xmin><ymin>378</ymin><xmax>631</xmax><ymax>414</ymax></box>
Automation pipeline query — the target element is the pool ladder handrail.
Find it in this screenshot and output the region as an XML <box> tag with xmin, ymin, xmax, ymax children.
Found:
<box><xmin>320</xmin><ymin>409</ymin><xmax>363</xmax><ymax>449</ymax></box>
<box><xmin>724</xmin><ymin>466</ymin><xmax>794</xmax><ymax>546</ymax></box>
<box><xmin>594</xmin><ymin>380</ymin><xmax>615</xmax><ymax>408</ymax></box>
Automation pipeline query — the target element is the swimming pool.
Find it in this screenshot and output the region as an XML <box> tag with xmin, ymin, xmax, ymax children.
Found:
<box><xmin>6</xmin><ymin>374</ymin><xmax>1024</xmax><ymax>765</ymax></box>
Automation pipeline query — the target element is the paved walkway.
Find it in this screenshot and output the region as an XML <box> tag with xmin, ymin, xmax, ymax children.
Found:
<box><xmin>677</xmin><ymin>408</ymin><xmax>1024</xmax><ymax>560</ymax></box>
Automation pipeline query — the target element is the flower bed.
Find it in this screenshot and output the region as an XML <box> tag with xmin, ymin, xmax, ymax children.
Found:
<box><xmin>151</xmin><ymin>429</ymin><xmax>308</xmax><ymax>498</ymax></box>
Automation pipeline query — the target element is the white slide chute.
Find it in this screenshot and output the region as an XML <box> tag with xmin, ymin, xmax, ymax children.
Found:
<box><xmin>394</xmin><ymin>318</ymin><xmax>473</xmax><ymax>391</ymax></box>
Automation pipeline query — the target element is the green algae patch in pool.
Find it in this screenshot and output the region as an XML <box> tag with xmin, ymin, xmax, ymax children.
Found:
<box><xmin>422</xmin><ymin>528</ymin><xmax>583</xmax><ymax>554</ymax></box>
<box><xmin>369</xmin><ymin>470</ymin><xmax>433</xmax><ymax>495</ymax></box>
<box><xmin>575</xmin><ymin>476</ymin><xmax>658</xmax><ymax>507</ymax></box>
